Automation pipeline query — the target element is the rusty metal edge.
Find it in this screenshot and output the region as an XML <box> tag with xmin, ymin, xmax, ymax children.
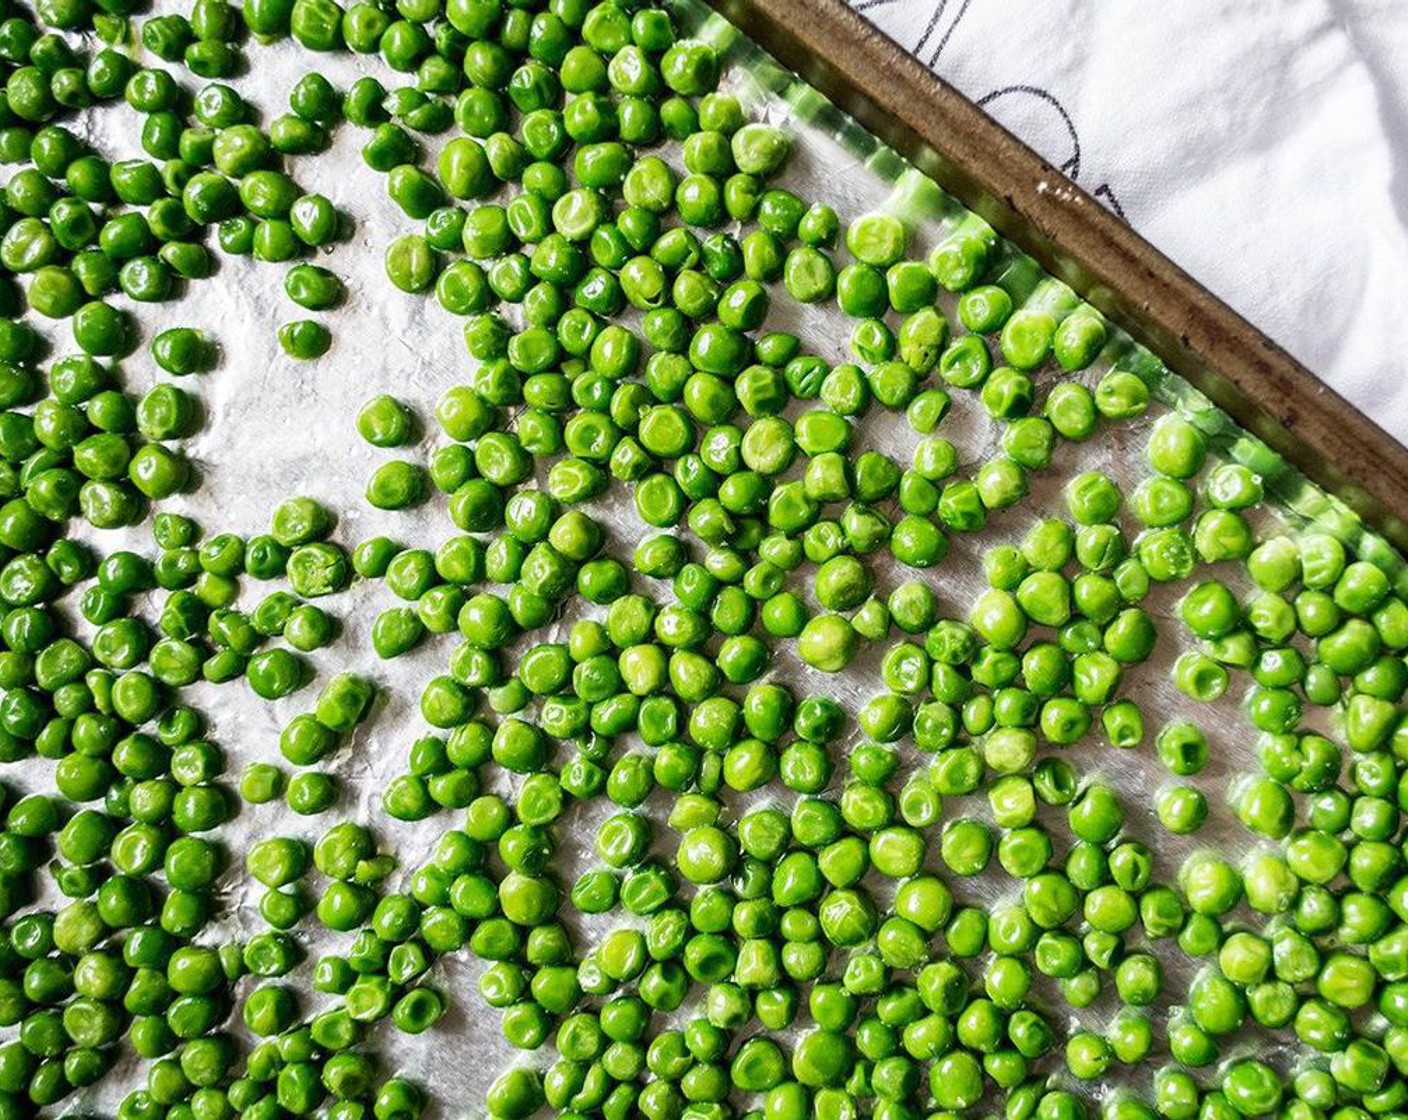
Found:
<box><xmin>705</xmin><ymin>0</ymin><xmax>1408</xmax><ymax>554</ymax></box>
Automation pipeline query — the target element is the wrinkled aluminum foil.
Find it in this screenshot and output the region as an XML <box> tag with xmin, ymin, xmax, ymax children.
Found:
<box><xmin>7</xmin><ymin>2</ymin><xmax>1397</xmax><ymax>1115</ymax></box>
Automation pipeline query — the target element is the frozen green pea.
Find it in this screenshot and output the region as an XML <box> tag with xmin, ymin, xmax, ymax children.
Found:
<box><xmin>278</xmin><ymin>319</ymin><xmax>331</xmax><ymax>360</ymax></box>
<box><xmin>385</xmin><ymin>234</ymin><xmax>438</xmax><ymax>292</ymax></box>
<box><xmin>356</xmin><ymin>395</ymin><xmax>414</xmax><ymax>447</ymax></box>
<box><xmin>284</xmin><ymin>263</ymin><xmax>343</xmax><ymax>310</ymax></box>
<box><xmin>731</xmin><ymin>124</ymin><xmax>790</xmax><ymax>176</ymax></box>
<box><xmin>846</xmin><ymin>211</ymin><xmax>906</xmax><ymax>268</ymax></box>
<box><xmin>1052</xmin><ymin>310</ymin><xmax>1107</xmax><ymax>370</ymax></box>
<box><xmin>152</xmin><ymin>327</ymin><xmax>215</xmax><ymax>375</ymax></box>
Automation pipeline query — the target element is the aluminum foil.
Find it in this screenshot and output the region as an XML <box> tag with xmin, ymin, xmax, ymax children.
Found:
<box><xmin>6</xmin><ymin>1</ymin><xmax>1399</xmax><ymax>1115</ymax></box>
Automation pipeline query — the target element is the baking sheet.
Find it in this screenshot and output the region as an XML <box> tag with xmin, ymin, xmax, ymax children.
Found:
<box><xmin>2</xmin><ymin>0</ymin><xmax>1396</xmax><ymax>1114</ymax></box>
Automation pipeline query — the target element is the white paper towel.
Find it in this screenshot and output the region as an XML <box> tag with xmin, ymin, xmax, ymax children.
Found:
<box><xmin>851</xmin><ymin>0</ymin><xmax>1408</xmax><ymax>443</ymax></box>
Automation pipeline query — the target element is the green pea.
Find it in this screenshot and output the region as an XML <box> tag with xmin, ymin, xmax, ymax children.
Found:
<box><xmin>385</xmin><ymin>234</ymin><xmax>438</xmax><ymax>292</ymax></box>
<box><xmin>278</xmin><ymin>319</ymin><xmax>331</xmax><ymax>360</ymax></box>
<box><xmin>283</xmin><ymin>263</ymin><xmax>343</xmax><ymax>311</ymax></box>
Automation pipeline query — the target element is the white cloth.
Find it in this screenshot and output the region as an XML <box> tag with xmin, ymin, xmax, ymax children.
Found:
<box><xmin>852</xmin><ymin>0</ymin><xmax>1408</xmax><ymax>443</ymax></box>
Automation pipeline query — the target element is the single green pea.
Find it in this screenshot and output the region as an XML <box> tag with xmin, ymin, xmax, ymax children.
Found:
<box><xmin>284</xmin><ymin>263</ymin><xmax>343</xmax><ymax>311</ymax></box>
<box><xmin>386</xmin><ymin>234</ymin><xmax>438</xmax><ymax>292</ymax></box>
<box><xmin>278</xmin><ymin>319</ymin><xmax>331</xmax><ymax>360</ymax></box>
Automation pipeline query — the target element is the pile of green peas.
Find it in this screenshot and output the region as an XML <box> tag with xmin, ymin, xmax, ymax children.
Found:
<box><xmin>0</xmin><ymin>0</ymin><xmax>1401</xmax><ymax>1117</ymax></box>
<box><xmin>0</xmin><ymin>0</ymin><xmax>348</xmax><ymax>358</ymax></box>
<box><xmin>322</xmin><ymin>3</ymin><xmax>1408</xmax><ymax>1118</ymax></box>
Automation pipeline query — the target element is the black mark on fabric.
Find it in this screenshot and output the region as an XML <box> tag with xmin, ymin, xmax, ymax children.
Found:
<box><xmin>1092</xmin><ymin>183</ymin><xmax>1127</xmax><ymax>221</ymax></box>
<box><xmin>847</xmin><ymin>0</ymin><xmax>1128</xmax><ymax>222</ymax></box>
<box><xmin>912</xmin><ymin>0</ymin><xmax>951</xmax><ymax>59</ymax></box>
<box><xmin>928</xmin><ymin>0</ymin><xmax>972</xmax><ymax>64</ymax></box>
<box><xmin>977</xmin><ymin>84</ymin><xmax>1082</xmax><ymax>177</ymax></box>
